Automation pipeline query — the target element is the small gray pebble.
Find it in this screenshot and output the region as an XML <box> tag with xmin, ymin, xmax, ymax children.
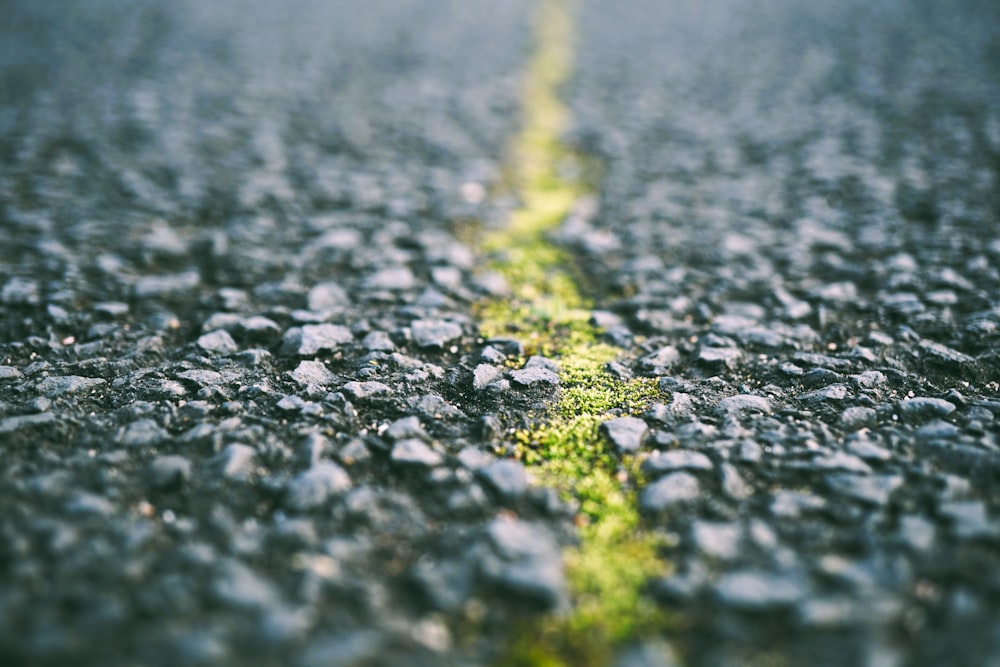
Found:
<box><xmin>841</xmin><ymin>406</ymin><xmax>876</xmax><ymax>430</ymax></box>
<box><xmin>215</xmin><ymin>444</ymin><xmax>256</xmax><ymax>480</ymax></box>
<box><xmin>307</xmin><ymin>281</ymin><xmax>350</xmax><ymax>310</ymax></box>
<box><xmin>120</xmin><ymin>419</ymin><xmax>169</xmax><ymax>447</ymax></box>
<box><xmin>509</xmin><ymin>366</ymin><xmax>560</xmax><ymax>388</ymax></box>
<box><xmin>391</xmin><ymin>439</ymin><xmax>442</xmax><ymax>467</ymax></box>
<box><xmin>642</xmin><ymin>450</ymin><xmax>713</xmax><ymax>475</ymax></box>
<box><xmin>342</xmin><ymin>381</ymin><xmax>393</xmax><ymax>399</ymax></box>
<box><xmin>898</xmin><ymin>397</ymin><xmax>957</xmax><ymax>421</ymax></box>
<box><xmin>640</xmin><ymin>472</ymin><xmax>701</xmax><ymax>512</ymax></box>
<box><xmin>197</xmin><ymin>329</ymin><xmax>238</xmax><ymax>355</ymax></box>
<box><xmin>479</xmin><ymin>459</ymin><xmax>529</xmax><ymax>500</ymax></box>
<box><xmin>286</xmin><ymin>462</ymin><xmax>352</xmax><ymax>511</ymax></box>
<box><xmin>713</xmin><ymin>570</ymin><xmax>807</xmax><ymax>610</ymax></box>
<box><xmin>36</xmin><ymin>375</ymin><xmax>106</xmax><ymax>398</ymax></box>
<box><xmin>289</xmin><ymin>360</ymin><xmax>335</xmax><ymax>386</ymax></box>
<box><xmin>411</xmin><ymin>319</ymin><xmax>462</xmax><ymax>349</ymax></box>
<box><xmin>601</xmin><ymin>417</ymin><xmax>648</xmax><ymax>453</ymax></box>
<box><xmin>148</xmin><ymin>455</ymin><xmax>192</xmax><ymax>490</ymax></box>
<box><xmin>385</xmin><ymin>416</ymin><xmax>426</xmax><ymax>441</ymax></box>
<box><xmin>716</xmin><ymin>394</ymin><xmax>771</xmax><ymax>416</ymax></box>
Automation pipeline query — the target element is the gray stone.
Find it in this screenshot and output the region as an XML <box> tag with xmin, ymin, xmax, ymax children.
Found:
<box><xmin>825</xmin><ymin>474</ymin><xmax>902</xmax><ymax>506</ymax></box>
<box><xmin>457</xmin><ymin>446</ymin><xmax>494</xmax><ymax>471</ymax></box>
<box><xmin>601</xmin><ymin>417</ymin><xmax>648</xmax><ymax>453</ymax></box>
<box><xmin>793</xmin><ymin>352</ymin><xmax>854</xmax><ymax>370</ymax></box>
<box><xmin>410</xmin><ymin>556</ymin><xmax>474</xmax><ymax>614</ymax></box>
<box><xmin>509</xmin><ymin>366</ymin><xmax>560</xmax><ymax>388</ymax></box>
<box><xmin>916</xmin><ymin>419</ymin><xmax>960</xmax><ymax>439</ymax></box>
<box><xmin>613</xmin><ymin>640</ymin><xmax>680</xmax><ymax>667</ymax></box>
<box><xmin>479</xmin><ymin>460</ymin><xmax>528</xmax><ymax>500</ymax></box>
<box><xmin>342</xmin><ymin>381</ymin><xmax>393</xmax><ymax>399</ymax></box>
<box><xmin>197</xmin><ymin>329</ymin><xmax>238</xmax><ymax>355</ymax></box>
<box><xmin>640</xmin><ymin>472</ymin><xmax>700</xmax><ymax>512</ymax></box>
<box><xmin>415</xmin><ymin>287</ymin><xmax>450</xmax><ymax>308</ymax></box>
<box><xmin>307</xmin><ymin>281</ymin><xmax>350</xmax><ymax>310</ymax></box>
<box><xmin>289</xmin><ymin>360</ymin><xmax>335</xmax><ymax>386</ymax></box>
<box><xmin>691</xmin><ymin>521</ymin><xmax>743</xmax><ymax>560</ymax></box>
<box><xmin>667</xmin><ymin>393</ymin><xmax>697</xmax><ymax>418</ymax></box>
<box><xmin>237</xmin><ymin>316</ymin><xmax>282</xmax><ymax>343</ymax></box>
<box><xmin>177</xmin><ymin>369</ymin><xmax>224</xmax><ymax>386</ymax></box>
<box><xmin>713</xmin><ymin>571</ymin><xmax>807</xmax><ymax>610</ymax></box>
<box><xmin>473</xmin><ymin>364</ymin><xmax>501</xmax><ymax>391</ymax></box>
<box><xmin>899</xmin><ymin>516</ymin><xmax>936</xmax><ymax>552</ymax></box>
<box><xmin>286</xmin><ymin>462</ymin><xmax>352</xmax><ymax>511</ymax></box>
<box><xmin>215</xmin><ymin>444</ymin><xmax>256</xmax><ymax>480</ymax></box>
<box><xmin>738</xmin><ymin>440</ymin><xmax>763</xmax><ymax>463</ymax></box>
<box><xmin>811</xmin><ymin>451</ymin><xmax>872</xmax><ymax>474</ymax></box>
<box><xmin>298</xmin><ymin>432</ymin><xmax>332</xmax><ymax>467</ymax></box>
<box><xmin>940</xmin><ymin>501</ymin><xmax>997</xmax><ymax>540</ymax></box>
<box><xmin>299</xmin><ymin>632</ymin><xmax>384</xmax><ymax>667</ymax></box>
<box><xmin>0</xmin><ymin>366</ymin><xmax>23</xmax><ymax>380</ymax></box>
<box><xmin>737</xmin><ymin>326</ymin><xmax>788</xmax><ymax>349</ymax></box>
<box><xmin>639</xmin><ymin>346</ymin><xmax>680</xmax><ymax>373</ymax></box>
<box><xmin>898</xmin><ymin>397</ymin><xmax>957</xmax><ymax>420</ymax></box>
<box><xmin>641</xmin><ymin>449</ymin><xmax>713</xmax><ymax>475</ymax></box>
<box><xmin>797</xmin><ymin>383</ymin><xmax>850</xmax><ymax>404</ymax></box>
<box><xmin>363</xmin><ymin>267</ymin><xmax>415</xmax><ymax>291</ymax></box>
<box><xmin>841</xmin><ymin>406</ymin><xmax>876</xmax><ymax>430</ymax></box>
<box><xmin>719</xmin><ymin>463</ymin><xmax>752</xmax><ymax>500</ymax></box>
<box><xmin>797</xmin><ymin>597</ymin><xmax>864</xmax><ymax>628</ymax></box>
<box><xmin>391</xmin><ymin>439</ymin><xmax>442</xmax><ymax>467</ymax></box>
<box><xmin>362</xmin><ymin>331</ymin><xmax>395</xmax><ymax>352</ymax></box>
<box><xmin>431</xmin><ymin>265</ymin><xmax>462</xmax><ymax>290</ymax></box>
<box><xmin>337</xmin><ymin>438</ymin><xmax>370</xmax><ymax>466</ymax></box>
<box><xmin>411</xmin><ymin>393</ymin><xmax>465</xmax><ymax>420</ymax></box>
<box><xmin>276</xmin><ymin>394</ymin><xmax>315</xmax><ymax>413</ymax></box>
<box><xmin>711</xmin><ymin>314</ymin><xmax>757</xmax><ymax>336</ymax></box>
<box><xmin>853</xmin><ymin>371</ymin><xmax>887</xmax><ymax>389</ymax></box>
<box><xmin>716</xmin><ymin>394</ymin><xmax>771</xmax><ymax>416</ymax></box>
<box><xmin>0</xmin><ymin>411</ymin><xmax>58</xmax><ymax>434</ymax></box>
<box><xmin>213</xmin><ymin>560</ymin><xmax>281</xmax><ymax>610</ymax></box>
<box><xmin>479</xmin><ymin>345</ymin><xmax>507</xmax><ymax>364</ymax></box>
<box><xmin>524</xmin><ymin>356</ymin><xmax>559</xmax><ymax>372</ymax></box>
<box><xmin>2</xmin><ymin>277</ymin><xmax>40</xmax><ymax>305</ymax></box>
<box><xmin>479</xmin><ymin>518</ymin><xmax>566</xmax><ymax>610</ymax></box>
<box><xmin>148</xmin><ymin>455</ymin><xmax>192</xmax><ymax>489</ymax></box>
<box><xmin>65</xmin><ymin>492</ymin><xmax>115</xmax><ymax>517</ymax></box>
<box><xmin>282</xmin><ymin>324</ymin><xmax>353</xmax><ymax>355</ymax></box>
<box><xmin>36</xmin><ymin>375</ymin><xmax>106</xmax><ymax>397</ymax></box>
<box><xmin>845</xmin><ymin>433</ymin><xmax>893</xmax><ymax>462</ymax></box>
<box><xmin>119</xmin><ymin>419</ymin><xmax>169</xmax><ymax>447</ymax></box>
<box><xmin>202</xmin><ymin>312</ymin><xmax>241</xmax><ymax>332</ymax></box>
<box><xmin>697</xmin><ymin>346</ymin><xmax>743</xmax><ymax>369</ymax></box>
<box><xmin>94</xmin><ymin>301</ymin><xmax>130</xmax><ymax>318</ymax></box>
<box><xmin>771</xmin><ymin>490</ymin><xmax>826</xmax><ymax>518</ymax></box>
<box><xmin>411</xmin><ymin>319</ymin><xmax>462</xmax><ymax>349</ymax></box>
<box><xmin>385</xmin><ymin>416</ymin><xmax>426</xmax><ymax>441</ymax></box>
<box><xmin>591</xmin><ymin>310</ymin><xmax>625</xmax><ymax>330</ymax></box>
<box><xmin>919</xmin><ymin>339</ymin><xmax>975</xmax><ymax>366</ymax></box>
<box><xmin>134</xmin><ymin>271</ymin><xmax>201</xmax><ymax>298</ymax></box>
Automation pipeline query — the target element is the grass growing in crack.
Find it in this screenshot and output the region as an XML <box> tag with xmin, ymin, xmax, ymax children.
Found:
<box><xmin>473</xmin><ymin>2</ymin><xmax>673</xmax><ymax>664</ymax></box>
<box><xmin>496</xmin><ymin>327</ymin><xmax>670</xmax><ymax>667</ymax></box>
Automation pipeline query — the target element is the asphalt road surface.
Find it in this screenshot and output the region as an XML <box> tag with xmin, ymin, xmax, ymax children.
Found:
<box><xmin>1</xmin><ymin>1</ymin><xmax>999</xmax><ymax>666</ymax></box>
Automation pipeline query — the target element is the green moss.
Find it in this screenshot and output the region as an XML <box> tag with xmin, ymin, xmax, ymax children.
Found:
<box><xmin>472</xmin><ymin>1</ymin><xmax>674</xmax><ymax>665</ymax></box>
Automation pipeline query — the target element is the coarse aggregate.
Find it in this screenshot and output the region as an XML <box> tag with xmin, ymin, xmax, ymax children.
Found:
<box><xmin>1</xmin><ymin>1</ymin><xmax>999</xmax><ymax>666</ymax></box>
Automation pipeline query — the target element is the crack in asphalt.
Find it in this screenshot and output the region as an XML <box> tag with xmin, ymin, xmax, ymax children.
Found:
<box><xmin>475</xmin><ymin>1</ymin><xmax>673</xmax><ymax>663</ymax></box>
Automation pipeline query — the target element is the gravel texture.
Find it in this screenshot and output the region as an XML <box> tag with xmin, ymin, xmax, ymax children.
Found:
<box><xmin>1</xmin><ymin>1</ymin><xmax>999</xmax><ymax>666</ymax></box>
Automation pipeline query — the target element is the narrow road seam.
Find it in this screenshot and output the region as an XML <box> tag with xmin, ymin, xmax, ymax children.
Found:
<box><xmin>474</xmin><ymin>0</ymin><xmax>675</xmax><ymax>664</ymax></box>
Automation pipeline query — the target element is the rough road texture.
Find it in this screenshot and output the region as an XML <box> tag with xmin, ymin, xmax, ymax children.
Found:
<box><xmin>1</xmin><ymin>1</ymin><xmax>999</xmax><ymax>666</ymax></box>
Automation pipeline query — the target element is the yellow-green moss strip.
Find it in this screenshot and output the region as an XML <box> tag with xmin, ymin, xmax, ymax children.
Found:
<box><xmin>477</xmin><ymin>1</ymin><xmax>672</xmax><ymax>665</ymax></box>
